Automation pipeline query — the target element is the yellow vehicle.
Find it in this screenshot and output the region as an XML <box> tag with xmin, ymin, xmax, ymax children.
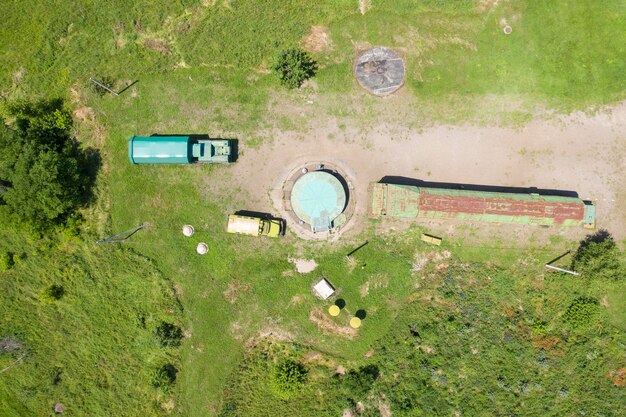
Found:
<box><xmin>227</xmin><ymin>214</ymin><xmax>282</xmax><ymax>238</ymax></box>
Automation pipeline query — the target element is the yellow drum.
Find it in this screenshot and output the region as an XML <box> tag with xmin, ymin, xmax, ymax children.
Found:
<box><xmin>328</xmin><ymin>305</ymin><xmax>341</xmax><ymax>317</ymax></box>
<box><xmin>349</xmin><ymin>317</ymin><xmax>361</xmax><ymax>329</ymax></box>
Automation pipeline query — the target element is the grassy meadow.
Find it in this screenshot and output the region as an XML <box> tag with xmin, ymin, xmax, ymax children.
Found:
<box><xmin>1</xmin><ymin>1</ymin><xmax>625</xmax><ymax>416</ymax></box>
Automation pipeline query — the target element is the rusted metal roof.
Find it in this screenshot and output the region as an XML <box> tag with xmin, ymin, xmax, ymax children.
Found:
<box><xmin>370</xmin><ymin>183</ymin><xmax>595</xmax><ymax>227</ymax></box>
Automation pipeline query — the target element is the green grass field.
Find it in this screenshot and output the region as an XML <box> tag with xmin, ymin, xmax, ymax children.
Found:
<box><xmin>1</xmin><ymin>1</ymin><xmax>625</xmax><ymax>416</ymax></box>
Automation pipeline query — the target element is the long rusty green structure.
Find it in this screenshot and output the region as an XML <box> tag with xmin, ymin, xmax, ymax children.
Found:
<box><xmin>370</xmin><ymin>183</ymin><xmax>595</xmax><ymax>228</ymax></box>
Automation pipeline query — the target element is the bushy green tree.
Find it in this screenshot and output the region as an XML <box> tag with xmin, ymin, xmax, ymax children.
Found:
<box><xmin>270</xmin><ymin>359</ymin><xmax>308</xmax><ymax>398</ymax></box>
<box><xmin>341</xmin><ymin>365</ymin><xmax>379</xmax><ymax>402</ymax></box>
<box><xmin>563</xmin><ymin>296</ymin><xmax>599</xmax><ymax>328</ymax></box>
<box><xmin>0</xmin><ymin>99</ymin><xmax>93</xmax><ymax>230</ymax></box>
<box><xmin>272</xmin><ymin>49</ymin><xmax>318</xmax><ymax>89</ymax></box>
<box><xmin>0</xmin><ymin>251</ymin><xmax>13</xmax><ymax>271</ymax></box>
<box><xmin>40</xmin><ymin>284</ymin><xmax>65</xmax><ymax>302</ymax></box>
<box><xmin>571</xmin><ymin>230</ymin><xmax>624</xmax><ymax>281</ymax></box>
<box><xmin>154</xmin><ymin>321</ymin><xmax>184</xmax><ymax>347</ymax></box>
<box><xmin>152</xmin><ymin>364</ymin><xmax>178</xmax><ymax>389</ymax></box>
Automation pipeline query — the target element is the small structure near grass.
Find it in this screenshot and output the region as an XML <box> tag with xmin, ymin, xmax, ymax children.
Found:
<box><xmin>196</xmin><ymin>243</ymin><xmax>208</xmax><ymax>255</ymax></box>
<box><xmin>421</xmin><ymin>233</ymin><xmax>442</xmax><ymax>246</ymax></box>
<box><xmin>328</xmin><ymin>305</ymin><xmax>341</xmax><ymax>316</ymax></box>
<box><xmin>355</xmin><ymin>47</ymin><xmax>405</xmax><ymax>96</ymax></box>
<box><xmin>313</xmin><ymin>278</ymin><xmax>335</xmax><ymax>300</ymax></box>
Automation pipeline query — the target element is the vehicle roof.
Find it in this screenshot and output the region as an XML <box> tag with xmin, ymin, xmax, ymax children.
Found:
<box><xmin>228</xmin><ymin>215</ymin><xmax>261</xmax><ymax>235</ymax></box>
<box><xmin>129</xmin><ymin>136</ymin><xmax>191</xmax><ymax>164</ymax></box>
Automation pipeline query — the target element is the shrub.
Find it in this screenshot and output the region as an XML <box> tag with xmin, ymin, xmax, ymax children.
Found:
<box><xmin>270</xmin><ymin>359</ymin><xmax>308</xmax><ymax>398</ymax></box>
<box><xmin>341</xmin><ymin>365</ymin><xmax>379</xmax><ymax>401</ymax></box>
<box><xmin>153</xmin><ymin>364</ymin><xmax>178</xmax><ymax>389</ymax></box>
<box><xmin>154</xmin><ymin>321</ymin><xmax>183</xmax><ymax>347</ymax></box>
<box><xmin>272</xmin><ymin>49</ymin><xmax>318</xmax><ymax>89</ymax></box>
<box><xmin>571</xmin><ymin>230</ymin><xmax>624</xmax><ymax>281</ymax></box>
<box><xmin>40</xmin><ymin>284</ymin><xmax>65</xmax><ymax>302</ymax></box>
<box><xmin>0</xmin><ymin>251</ymin><xmax>13</xmax><ymax>271</ymax></box>
<box><xmin>563</xmin><ymin>296</ymin><xmax>599</xmax><ymax>328</ymax></box>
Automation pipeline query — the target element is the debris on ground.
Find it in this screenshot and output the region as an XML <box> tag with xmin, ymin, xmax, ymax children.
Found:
<box><xmin>288</xmin><ymin>257</ymin><xmax>318</xmax><ymax>273</ymax></box>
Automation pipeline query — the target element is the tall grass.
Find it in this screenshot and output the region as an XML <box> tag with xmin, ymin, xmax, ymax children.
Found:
<box><xmin>0</xmin><ymin>217</ymin><xmax>184</xmax><ymax>417</ymax></box>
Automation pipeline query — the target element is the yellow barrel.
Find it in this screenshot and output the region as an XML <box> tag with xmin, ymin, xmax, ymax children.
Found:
<box><xmin>328</xmin><ymin>305</ymin><xmax>341</xmax><ymax>316</ymax></box>
<box><xmin>349</xmin><ymin>317</ymin><xmax>361</xmax><ymax>329</ymax></box>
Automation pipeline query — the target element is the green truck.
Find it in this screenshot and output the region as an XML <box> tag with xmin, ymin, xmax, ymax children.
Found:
<box><xmin>128</xmin><ymin>135</ymin><xmax>231</xmax><ymax>164</ymax></box>
<box><xmin>226</xmin><ymin>214</ymin><xmax>283</xmax><ymax>238</ymax></box>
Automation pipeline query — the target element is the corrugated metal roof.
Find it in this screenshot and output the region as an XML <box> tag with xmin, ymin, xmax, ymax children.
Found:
<box><xmin>370</xmin><ymin>183</ymin><xmax>594</xmax><ymax>227</ymax></box>
<box><xmin>129</xmin><ymin>136</ymin><xmax>191</xmax><ymax>164</ymax></box>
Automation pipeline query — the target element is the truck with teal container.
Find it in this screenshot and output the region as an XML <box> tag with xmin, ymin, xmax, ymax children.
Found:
<box><xmin>128</xmin><ymin>135</ymin><xmax>231</xmax><ymax>164</ymax></box>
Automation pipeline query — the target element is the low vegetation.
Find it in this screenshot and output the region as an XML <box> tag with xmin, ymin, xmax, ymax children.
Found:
<box><xmin>216</xmin><ymin>238</ymin><xmax>625</xmax><ymax>416</ymax></box>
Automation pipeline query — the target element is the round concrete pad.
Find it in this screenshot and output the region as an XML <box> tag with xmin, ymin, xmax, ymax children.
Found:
<box><xmin>290</xmin><ymin>171</ymin><xmax>346</xmax><ymax>230</ymax></box>
<box><xmin>355</xmin><ymin>47</ymin><xmax>405</xmax><ymax>96</ymax></box>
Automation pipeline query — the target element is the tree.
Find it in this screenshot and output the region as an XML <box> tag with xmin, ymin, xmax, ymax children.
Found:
<box><xmin>0</xmin><ymin>99</ymin><xmax>94</xmax><ymax>230</ymax></box>
<box><xmin>272</xmin><ymin>48</ymin><xmax>318</xmax><ymax>89</ymax></box>
<box><xmin>270</xmin><ymin>359</ymin><xmax>308</xmax><ymax>398</ymax></box>
<box><xmin>571</xmin><ymin>230</ymin><xmax>624</xmax><ymax>281</ymax></box>
<box><xmin>154</xmin><ymin>321</ymin><xmax>184</xmax><ymax>347</ymax></box>
<box><xmin>563</xmin><ymin>296</ymin><xmax>599</xmax><ymax>328</ymax></box>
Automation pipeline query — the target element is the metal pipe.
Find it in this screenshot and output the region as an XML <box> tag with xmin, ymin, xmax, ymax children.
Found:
<box><xmin>545</xmin><ymin>264</ymin><xmax>580</xmax><ymax>275</ymax></box>
<box><xmin>89</xmin><ymin>77</ymin><xmax>119</xmax><ymax>96</ymax></box>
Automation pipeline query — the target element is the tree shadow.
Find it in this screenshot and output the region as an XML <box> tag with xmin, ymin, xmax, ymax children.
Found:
<box><xmin>577</xmin><ymin>229</ymin><xmax>613</xmax><ymax>249</ymax></box>
<box><xmin>75</xmin><ymin>144</ymin><xmax>102</xmax><ymax>206</ymax></box>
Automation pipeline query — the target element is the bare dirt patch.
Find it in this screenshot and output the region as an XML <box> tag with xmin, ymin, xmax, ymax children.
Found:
<box><xmin>358</xmin><ymin>0</ymin><xmax>372</xmax><ymax>15</ymax></box>
<box><xmin>302</xmin><ymin>351</ymin><xmax>338</xmax><ymax>369</ymax></box>
<box><xmin>412</xmin><ymin>250</ymin><xmax>451</xmax><ymax>272</ymax></box>
<box><xmin>309</xmin><ymin>307</ymin><xmax>358</xmax><ymax>339</ymax></box>
<box><xmin>143</xmin><ymin>38</ymin><xmax>172</xmax><ymax>55</ymax></box>
<box><xmin>360</xmin><ymin>273</ymin><xmax>389</xmax><ymax>297</ymax></box>
<box><xmin>73</xmin><ymin>106</ymin><xmax>94</xmax><ymax>122</ymax></box>
<box><xmin>160</xmin><ymin>398</ymin><xmax>175</xmax><ymax>413</ymax></box>
<box><xmin>244</xmin><ymin>326</ymin><xmax>295</xmax><ymax>350</ymax></box>
<box><xmin>608</xmin><ymin>367</ymin><xmax>626</xmax><ymax>387</ymax></box>
<box><xmin>378</xmin><ymin>400</ymin><xmax>392</xmax><ymax>417</ymax></box>
<box><xmin>288</xmin><ymin>294</ymin><xmax>305</xmax><ymax>306</ymax></box>
<box><xmin>345</xmin><ymin>256</ymin><xmax>357</xmax><ymax>273</ymax></box>
<box><xmin>302</xmin><ymin>26</ymin><xmax>332</xmax><ymax>53</ymax></box>
<box><xmin>288</xmin><ymin>257</ymin><xmax>318</xmax><ymax>274</ymax></box>
<box><xmin>476</xmin><ymin>0</ymin><xmax>500</xmax><ymax>12</ymax></box>
<box><xmin>201</xmin><ymin>92</ymin><xmax>626</xmax><ymax>243</ymax></box>
<box><xmin>223</xmin><ymin>281</ymin><xmax>251</xmax><ymax>303</ymax></box>
<box><xmin>532</xmin><ymin>335</ymin><xmax>562</xmax><ymax>352</ymax></box>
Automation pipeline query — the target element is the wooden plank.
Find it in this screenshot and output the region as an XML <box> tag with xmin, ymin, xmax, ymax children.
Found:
<box><xmin>420</xmin><ymin>233</ymin><xmax>442</xmax><ymax>246</ymax></box>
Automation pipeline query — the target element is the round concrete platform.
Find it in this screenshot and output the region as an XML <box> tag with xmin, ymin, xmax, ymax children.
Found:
<box><xmin>290</xmin><ymin>171</ymin><xmax>346</xmax><ymax>233</ymax></box>
<box><xmin>355</xmin><ymin>47</ymin><xmax>405</xmax><ymax>96</ymax></box>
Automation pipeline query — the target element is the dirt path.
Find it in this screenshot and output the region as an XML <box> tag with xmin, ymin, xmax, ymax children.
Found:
<box><xmin>228</xmin><ymin>101</ymin><xmax>626</xmax><ymax>242</ymax></box>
